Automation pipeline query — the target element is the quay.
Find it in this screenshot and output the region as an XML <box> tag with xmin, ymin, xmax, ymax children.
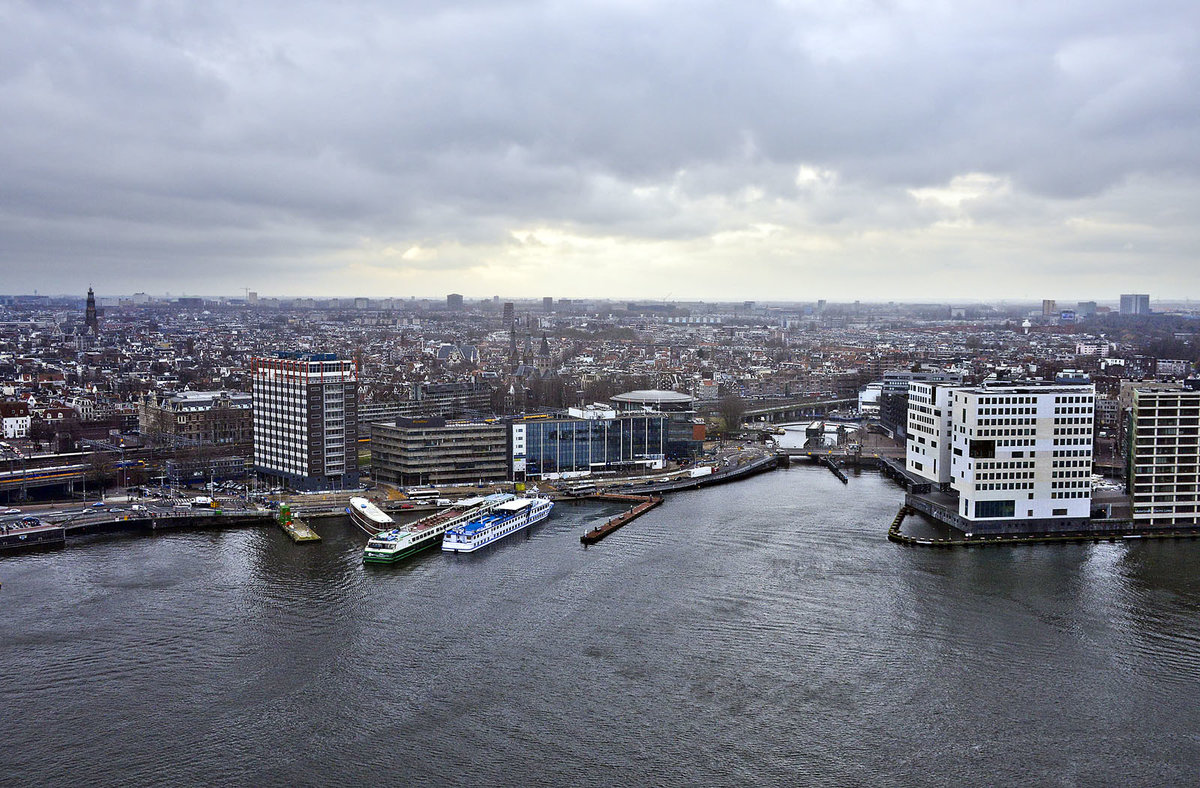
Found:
<box><xmin>581</xmin><ymin>495</ymin><xmax>663</xmax><ymax>545</ymax></box>
<box><xmin>888</xmin><ymin>503</ymin><xmax>1200</xmax><ymax>547</ymax></box>
<box><xmin>0</xmin><ymin>523</ymin><xmax>66</xmax><ymax>554</ymax></box>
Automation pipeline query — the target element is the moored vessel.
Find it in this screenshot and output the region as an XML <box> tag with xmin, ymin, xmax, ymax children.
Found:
<box><xmin>363</xmin><ymin>493</ymin><xmax>515</xmax><ymax>564</ymax></box>
<box><xmin>348</xmin><ymin>497</ymin><xmax>394</xmax><ymax>535</ymax></box>
<box><xmin>441</xmin><ymin>497</ymin><xmax>554</xmax><ymax>554</ymax></box>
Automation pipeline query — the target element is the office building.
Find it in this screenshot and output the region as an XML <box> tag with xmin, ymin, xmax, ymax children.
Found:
<box><xmin>907</xmin><ymin>381</ymin><xmax>1095</xmax><ymax>531</ymax></box>
<box><xmin>252</xmin><ymin>353</ymin><xmax>359</xmax><ymax>491</ymax></box>
<box><xmin>371</xmin><ymin>417</ymin><xmax>508</xmax><ymax>487</ymax></box>
<box><xmin>1120</xmin><ymin>294</ymin><xmax>1151</xmax><ymax>316</ymax></box>
<box><xmin>1128</xmin><ymin>388</ymin><xmax>1200</xmax><ymax>526</ymax></box>
<box><xmin>513</xmin><ymin>406</ymin><xmax>675</xmax><ymax>479</ymax></box>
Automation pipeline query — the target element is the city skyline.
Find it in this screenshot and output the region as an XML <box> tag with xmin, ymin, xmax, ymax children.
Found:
<box><xmin>1</xmin><ymin>1</ymin><xmax>1197</xmax><ymax>299</ymax></box>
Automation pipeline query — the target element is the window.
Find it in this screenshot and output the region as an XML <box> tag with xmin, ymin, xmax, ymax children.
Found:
<box><xmin>975</xmin><ymin>499</ymin><xmax>1015</xmax><ymax>518</ymax></box>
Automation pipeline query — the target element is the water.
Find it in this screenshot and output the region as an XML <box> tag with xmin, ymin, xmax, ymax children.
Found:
<box><xmin>4</xmin><ymin>467</ymin><xmax>1200</xmax><ymax>786</ymax></box>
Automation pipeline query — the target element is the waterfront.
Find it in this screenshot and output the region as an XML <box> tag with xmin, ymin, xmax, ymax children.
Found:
<box><xmin>4</xmin><ymin>467</ymin><xmax>1200</xmax><ymax>786</ymax></box>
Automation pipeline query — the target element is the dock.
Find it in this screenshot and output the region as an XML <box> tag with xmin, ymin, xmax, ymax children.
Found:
<box><xmin>277</xmin><ymin>504</ymin><xmax>321</xmax><ymax>543</ymax></box>
<box><xmin>581</xmin><ymin>495</ymin><xmax>663</xmax><ymax>545</ymax></box>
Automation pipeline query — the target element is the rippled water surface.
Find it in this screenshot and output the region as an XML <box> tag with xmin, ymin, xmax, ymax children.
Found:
<box><xmin>4</xmin><ymin>467</ymin><xmax>1200</xmax><ymax>786</ymax></box>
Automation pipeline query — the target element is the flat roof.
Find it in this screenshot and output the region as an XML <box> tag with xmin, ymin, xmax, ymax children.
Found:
<box><xmin>610</xmin><ymin>390</ymin><xmax>693</xmax><ymax>404</ymax></box>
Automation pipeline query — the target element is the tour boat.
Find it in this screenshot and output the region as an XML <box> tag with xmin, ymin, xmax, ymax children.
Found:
<box><xmin>363</xmin><ymin>494</ymin><xmax>514</xmax><ymax>564</ymax></box>
<box><xmin>441</xmin><ymin>497</ymin><xmax>554</xmax><ymax>554</ymax></box>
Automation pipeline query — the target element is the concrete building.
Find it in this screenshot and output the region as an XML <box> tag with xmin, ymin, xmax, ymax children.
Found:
<box><xmin>1120</xmin><ymin>294</ymin><xmax>1151</xmax><ymax>316</ymax></box>
<box><xmin>139</xmin><ymin>390</ymin><xmax>253</xmax><ymax>445</ymax></box>
<box><xmin>252</xmin><ymin>353</ymin><xmax>358</xmax><ymax>491</ymax></box>
<box><xmin>1128</xmin><ymin>387</ymin><xmax>1200</xmax><ymax>526</ymax></box>
<box><xmin>908</xmin><ymin>381</ymin><xmax>1096</xmax><ymax>531</ymax></box>
<box><xmin>371</xmin><ymin>417</ymin><xmax>508</xmax><ymax>488</ymax></box>
<box><xmin>447</xmin><ymin>293</ymin><xmax>464</xmax><ymax>311</ymax></box>
<box><xmin>905</xmin><ymin>381</ymin><xmax>955</xmax><ymax>486</ymax></box>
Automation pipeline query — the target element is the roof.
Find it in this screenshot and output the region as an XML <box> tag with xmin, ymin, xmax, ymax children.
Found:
<box><xmin>610</xmin><ymin>389</ymin><xmax>693</xmax><ymax>405</ymax></box>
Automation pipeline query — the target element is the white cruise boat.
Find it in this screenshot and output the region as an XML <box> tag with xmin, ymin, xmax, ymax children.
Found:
<box><xmin>441</xmin><ymin>497</ymin><xmax>554</xmax><ymax>554</ymax></box>
<box><xmin>363</xmin><ymin>494</ymin><xmax>514</xmax><ymax>564</ymax></box>
<box><xmin>348</xmin><ymin>497</ymin><xmax>394</xmax><ymax>534</ymax></box>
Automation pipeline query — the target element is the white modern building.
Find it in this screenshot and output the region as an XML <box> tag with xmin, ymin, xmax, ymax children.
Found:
<box><xmin>905</xmin><ymin>381</ymin><xmax>955</xmax><ymax>485</ymax></box>
<box><xmin>252</xmin><ymin>353</ymin><xmax>359</xmax><ymax>491</ymax></box>
<box><xmin>1129</xmin><ymin>387</ymin><xmax>1200</xmax><ymax>526</ymax></box>
<box><xmin>908</xmin><ymin>381</ymin><xmax>1096</xmax><ymax>530</ymax></box>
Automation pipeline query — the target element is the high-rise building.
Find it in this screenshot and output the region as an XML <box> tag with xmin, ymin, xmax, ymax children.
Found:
<box><xmin>907</xmin><ymin>381</ymin><xmax>1095</xmax><ymax>531</ymax></box>
<box><xmin>543</xmin><ymin>296</ymin><xmax>553</xmax><ymax>312</ymax></box>
<box><xmin>1128</xmin><ymin>387</ymin><xmax>1200</xmax><ymax>526</ymax></box>
<box><xmin>1120</xmin><ymin>294</ymin><xmax>1151</xmax><ymax>316</ymax></box>
<box><xmin>447</xmin><ymin>293</ymin><xmax>464</xmax><ymax>310</ymax></box>
<box><xmin>1076</xmin><ymin>301</ymin><xmax>1097</xmax><ymax>318</ymax></box>
<box><xmin>1042</xmin><ymin>299</ymin><xmax>1057</xmax><ymax>316</ymax></box>
<box><xmin>503</xmin><ymin>301</ymin><xmax>514</xmax><ymax>329</ymax></box>
<box><xmin>252</xmin><ymin>353</ymin><xmax>358</xmax><ymax>491</ymax></box>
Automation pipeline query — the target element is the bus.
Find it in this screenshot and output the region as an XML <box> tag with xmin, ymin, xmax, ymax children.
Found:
<box><xmin>403</xmin><ymin>487</ymin><xmax>441</xmax><ymax>502</ymax></box>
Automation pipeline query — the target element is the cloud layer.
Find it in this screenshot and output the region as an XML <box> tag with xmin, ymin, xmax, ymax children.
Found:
<box><xmin>1</xmin><ymin>0</ymin><xmax>1197</xmax><ymax>299</ymax></box>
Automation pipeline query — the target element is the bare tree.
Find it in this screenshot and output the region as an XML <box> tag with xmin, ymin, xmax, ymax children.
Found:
<box><xmin>718</xmin><ymin>395</ymin><xmax>745</xmax><ymax>436</ymax></box>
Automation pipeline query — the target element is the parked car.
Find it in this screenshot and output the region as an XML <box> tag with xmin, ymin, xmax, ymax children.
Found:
<box><xmin>3</xmin><ymin>508</ymin><xmax>20</xmax><ymax>515</ymax></box>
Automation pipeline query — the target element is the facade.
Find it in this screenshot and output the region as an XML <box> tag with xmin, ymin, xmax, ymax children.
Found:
<box><xmin>252</xmin><ymin>353</ymin><xmax>358</xmax><ymax>491</ymax></box>
<box><xmin>1</xmin><ymin>401</ymin><xmax>31</xmax><ymax>439</ymax></box>
<box><xmin>1120</xmin><ymin>294</ymin><xmax>1151</xmax><ymax>316</ymax></box>
<box><xmin>905</xmin><ymin>382</ymin><xmax>955</xmax><ymax>485</ymax></box>
<box><xmin>908</xmin><ymin>382</ymin><xmax>1096</xmax><ymax>531</ymax></box>
<box><xmin>608</xmin><ymin>390</ymin><xmax>703</xmax><ymax>459</ymax></box>
<box><xmin>446</xmin><ymin>293</ymin><xmax>464</xmax><ymax>310</ymax></box>
<box><xmin>1128</xmin><ymin>388</ymin><xmax>1200</xmax><ymax>526</ymax></box>
<box><xmin>371</xmin><ymin>417</ymin><xmax>508</xmax><ymax>487</ymax></box>
<box><xmin>139</xmin><ymin>390</ymin><xmax>253</xmax><ymax>445</ymax></box>
<box><xmin>513</xmin><ymin>407</ymin><xmax>673</xmax><ymax>479</ymax></box>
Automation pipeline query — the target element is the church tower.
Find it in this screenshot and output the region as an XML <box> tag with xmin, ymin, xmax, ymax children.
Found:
<box><xmin>84</xmin><ymin>287</ymin><xmax>99</xmax><ymax>334</ymax></box>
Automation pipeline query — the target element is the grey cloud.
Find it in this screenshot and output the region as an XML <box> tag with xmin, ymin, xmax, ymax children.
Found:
<box><xmin>0</xmin><ymin>0</ymin><xmax>1196</xmax><ymax>295</ymax></box>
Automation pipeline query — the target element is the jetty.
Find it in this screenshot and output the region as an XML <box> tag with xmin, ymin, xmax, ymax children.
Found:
<box><xmin>581</xmin><ymin>494</ymin><xmax>663</xmax><ymax>545</ymax></box>
<box><xmin>277</xmin><ymin>504</ymin><xmax>321</xmax><ymax>543</ymax></box>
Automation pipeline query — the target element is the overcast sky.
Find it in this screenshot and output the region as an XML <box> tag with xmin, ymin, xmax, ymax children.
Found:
<box><xmin>1</xmin><ymin>0</ymin><xmax>1197</xmax><ymax>301</ymax></box>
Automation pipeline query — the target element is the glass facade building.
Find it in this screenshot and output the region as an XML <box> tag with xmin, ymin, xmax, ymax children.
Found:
<box><xmin>519</xmin><ymin>415</ymin><xmax>672</xmax><ymax>477</ymax></box>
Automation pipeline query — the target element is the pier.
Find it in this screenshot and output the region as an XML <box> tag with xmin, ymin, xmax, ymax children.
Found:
<box><xmin>816</xmin><ymin>456</ymin><xmax>848</xmax><ymax>484</ymax></box>
<box><xmin>276</xmin><ymin>504</ymin><xmax>321</xmax><ymax>543</ymax></box>
<box><xmin>581</xmin><ymin>495</ymin><xmax>663</xmax><ymax>545</ymax></box>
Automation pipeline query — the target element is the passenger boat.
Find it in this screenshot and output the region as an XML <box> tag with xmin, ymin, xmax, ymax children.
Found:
<box><xmin>363</xmin><ymin>494</ymin><xmax>514</xmax><ymax>564</ymax></box>
<box><xmin>441</xmin><ymin>497</ymin><xmax>554</xmax><ymax>554</ymax></box>
<box><xmin>347</xmin><ymin>497</ymin><xmax>394</xmax><ymax>535</ymax></box>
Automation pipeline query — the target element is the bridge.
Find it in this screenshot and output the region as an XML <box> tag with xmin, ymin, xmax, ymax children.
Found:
<box><xmin>741</xmin><ymin>397</ymin><xmax>857</xmax><ymax>423</ymax></box>
<box><xmin>0</xmin><ymin>462</ymin><xmax>88</xmax><ymax>498</ymax></box>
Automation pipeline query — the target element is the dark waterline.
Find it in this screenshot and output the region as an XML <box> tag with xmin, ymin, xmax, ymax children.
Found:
<box><xmin>4</xmin><ymin>467</ymin><xmax>1200</xmax><ymax>787</ymax></box>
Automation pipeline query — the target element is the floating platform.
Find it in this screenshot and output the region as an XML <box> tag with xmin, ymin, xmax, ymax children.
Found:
<box><xmin>281</xmin><ymin>517</ymin><xmax>321</xmax><ymax>543</ymax></box>
<box><xmin>581</xmin><ymin>495</ymin><xmax>663</xmax><ymax>545</ymax></box>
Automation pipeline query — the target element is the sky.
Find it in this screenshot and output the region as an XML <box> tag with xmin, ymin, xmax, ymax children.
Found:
<box><xmin>0</xmin><ymin>0</ymin><xmax>1197</xmax><ymax>302</ymax></box>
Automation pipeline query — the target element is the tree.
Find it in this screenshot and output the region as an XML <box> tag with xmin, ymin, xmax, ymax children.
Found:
<box><xmin>718</xmin><ymin>395</ymin><xmax>746</xmax><ymax>436</ymax></box>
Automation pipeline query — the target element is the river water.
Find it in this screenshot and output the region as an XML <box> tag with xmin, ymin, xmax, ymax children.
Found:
<box><xmin>4</xmin><ymin>466</ymin><xmax>1200</xmax><ymax>786</ymax></box>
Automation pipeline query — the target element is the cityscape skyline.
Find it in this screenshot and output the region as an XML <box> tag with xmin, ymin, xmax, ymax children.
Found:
<box><xmin>1</xmin><ymin>1</ymin><xmax>1197</xmax><ymax>300</ymax></box>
